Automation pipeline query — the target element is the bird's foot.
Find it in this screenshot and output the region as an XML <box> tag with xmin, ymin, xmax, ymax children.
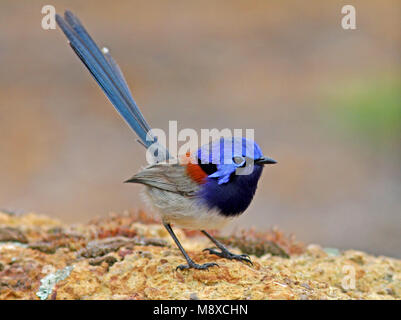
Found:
<box><xmin>203</xmin><ymin>248</ymin><xmax>253</xmax><ymax>265</ymax></box>
<box><xmin>176</xmin><ymin>261</ymin><xmax>219</xmax><ymax>271</ymax></box>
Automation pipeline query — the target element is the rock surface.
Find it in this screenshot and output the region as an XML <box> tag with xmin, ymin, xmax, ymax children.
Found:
<box><xmin>0</xmin><ymin>211</ymin><xmax>399</xmax><ymax>300</ymax></box>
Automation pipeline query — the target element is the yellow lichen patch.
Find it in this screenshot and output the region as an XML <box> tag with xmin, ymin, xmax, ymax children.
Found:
<box><xmin>0</xmin><ymin>212</ymin><xmax>62</xmax><ymax>227</ymax></box>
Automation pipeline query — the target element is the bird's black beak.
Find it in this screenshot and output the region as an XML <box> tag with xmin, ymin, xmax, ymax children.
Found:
<box><xmin>255</xmin><ymin>156</ymin><xmax>277</xmax><ymax>165</ymax></box>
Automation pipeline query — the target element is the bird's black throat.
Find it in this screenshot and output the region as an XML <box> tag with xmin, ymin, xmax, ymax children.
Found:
<box><xmin>198</xmin><ymin>164</ymin><xmax>264</xmax><ymax>217</ymax></box>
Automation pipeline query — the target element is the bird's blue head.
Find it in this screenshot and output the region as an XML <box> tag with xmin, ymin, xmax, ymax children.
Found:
<box><xmin>196</xmin><ymin>137</ymin><xmax>276</xmax><ymax>185</ymax></box>
<box><xmin>194</xmin><ymin>137</ymin><xmax>276</xmax><ymax>216</ymax></box>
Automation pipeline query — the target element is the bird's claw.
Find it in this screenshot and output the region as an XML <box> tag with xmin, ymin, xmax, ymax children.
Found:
<box><xmin>203</xmin><ymin>248</ymin><xmax>253</xmax><ymax>265</ymax></box>
<box><xmin>176</xmin><ymin>261</ymin><xmax>219</xmax><ymax>271</ymax></box>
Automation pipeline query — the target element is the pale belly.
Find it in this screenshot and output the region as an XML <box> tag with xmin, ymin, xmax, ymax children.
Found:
<box><xmin>141</xmin><ymin>187</ymin><xmax>234</xmax><ymax>230</ymax></box>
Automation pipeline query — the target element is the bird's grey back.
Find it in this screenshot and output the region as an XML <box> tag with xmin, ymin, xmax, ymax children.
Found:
<box><xmin>128</xmin><ymin>163</ymin><xmax>200</xmax><ymax>197</ymax></box>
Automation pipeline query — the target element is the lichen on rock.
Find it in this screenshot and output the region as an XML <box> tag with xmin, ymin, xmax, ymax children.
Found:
<box><xmin>0</xmin><ymin>211</ymin><xmax>400</xmax><ymax>300</ymax></box>
<box><xmin>36</xmin><ymin>266</ymin><xmax>74</xmax><ymax>300</ymax></box>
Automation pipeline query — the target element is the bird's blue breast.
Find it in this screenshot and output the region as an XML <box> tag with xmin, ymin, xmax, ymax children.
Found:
<box><xmin>197</xmin><ymin>164</ymin><xmax>263</xmax><ymax>216</ymax></box>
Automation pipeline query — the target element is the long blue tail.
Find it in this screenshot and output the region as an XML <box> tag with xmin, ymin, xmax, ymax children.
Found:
<box><xmin>56</xmin><ymin>11</ymin><xmax>165</xmax><ymax>155</ymax></box>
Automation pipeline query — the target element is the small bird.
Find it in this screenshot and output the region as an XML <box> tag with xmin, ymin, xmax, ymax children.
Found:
<box><xmin>56</xmin><ymin>11</ymin><xmax>276</xmax><ymax>270</ymax></box>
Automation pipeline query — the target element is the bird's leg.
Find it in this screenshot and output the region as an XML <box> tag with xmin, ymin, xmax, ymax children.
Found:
<box><xmin>202</xmin><ymin>230</ymin><xmax>252</xmax><ymax>265</ymax></box>
<box><xmin>163</xmin><ymin>223</ymin><xmax>219</xmax><ymax>271</ymax></box>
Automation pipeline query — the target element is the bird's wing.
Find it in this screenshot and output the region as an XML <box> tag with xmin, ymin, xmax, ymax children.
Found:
<box><xmin>126</xmin><ymin>164</ymin><xmax>200</xmax><ymax>197</ymax></box>
<box><xmin>56</xmin><ymin>11</ymin><xmax>169</xmax><ymax>160</ymax></box>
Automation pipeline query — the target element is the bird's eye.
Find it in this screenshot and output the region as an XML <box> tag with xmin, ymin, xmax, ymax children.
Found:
<box><xmin>233</xmin><ymin>156</ymin><xmax>245</xmax><ymax>165</ymax></box>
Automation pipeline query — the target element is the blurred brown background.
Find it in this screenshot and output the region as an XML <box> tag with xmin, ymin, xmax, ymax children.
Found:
<box><xmin>0</xmin><ymin>1</ymin><xmax>400</xmax><ymax>257</ymax></box>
